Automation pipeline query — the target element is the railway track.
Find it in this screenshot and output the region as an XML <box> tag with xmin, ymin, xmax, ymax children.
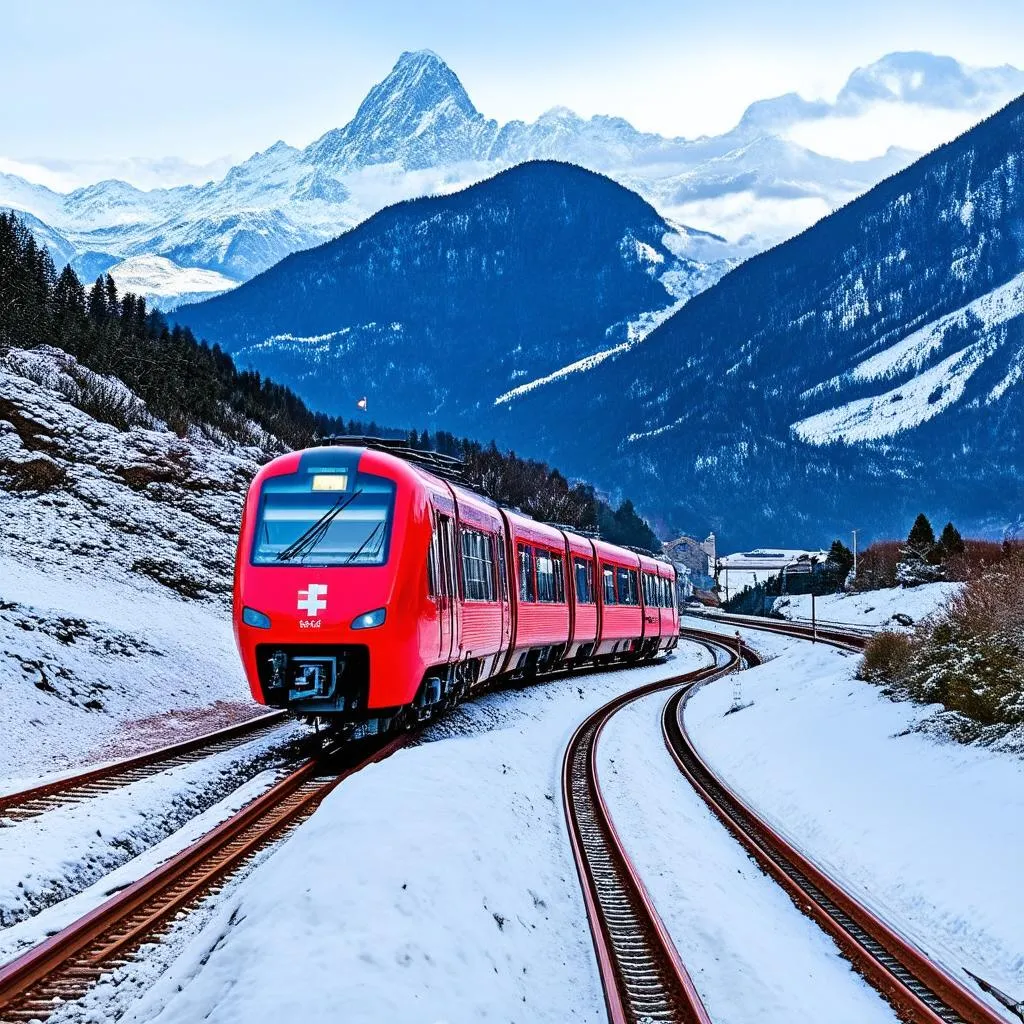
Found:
<box><xmin>688</xmin><ymin>610</ymin><xmax>871</xmax><ymax>650</ymax></box>
<box><xmin>671</xmin><ymin>623</ymin><xmax>1007</xmax><ymax>1024</ymax></box>
<box><xmin>0</xmin><ymin>711</ymin><xmax>291</xmax><ymax>823</ymax></box>
<box><xmin>562</xmin><ymin>645</ymin><xmax>733</xmax><ymax>1024</ymax></box>
<box><xmin>0</xmin><ymin>731</ymin><xmax>410</xmax><ymax>1022</ymax></box>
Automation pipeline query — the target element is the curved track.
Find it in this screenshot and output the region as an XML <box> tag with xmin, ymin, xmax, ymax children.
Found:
<box><xmin>690</xmin><ymin>610</ymin><xmax>871</xmax><ymax>650</ymax></box>
<box><xmin>0</xmin><ymin>731</ymin><xmax>408</xmax><ymax>1022</ymax></box>
<box><xmin>0</xmin><ymin>711</ymin><xmax>290</xmax><ymax>822</ymax></box>
<box><xmin>673</xmin><ymin>622</ymin><xmax>1006</xmax><ymax>1024</ymax></box>
<box><xmin>562</xmin><ymin>647</ymin><xmax>733</xmax><ymax>1024</ymax></box>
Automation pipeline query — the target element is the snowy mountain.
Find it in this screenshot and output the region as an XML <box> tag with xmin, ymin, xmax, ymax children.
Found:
<box><xmin>176</xmin><ymin>162</ymin><xmax>731</xmax><ymax>427</ymax></box>
<box><xmin>491</xmin><ymin>94</ymin><xmax>1024</xmax><ymax>547</ymax></box>
<box><xmin>106</xmin><ymin>255</ymin><xmax>237</xmax><ymax>311</ymax></box>
<box><xmin>305</xmin><ymin>49</ymin><xmax>498</xmax><ymax>171</ymax></box>
<box><xmin>3</xmin><ymin>49</ymin><xmax>1019</xmax><ymax>306</ymax></box>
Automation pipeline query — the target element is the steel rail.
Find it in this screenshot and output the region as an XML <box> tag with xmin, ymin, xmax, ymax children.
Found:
<box><xmin>562</xmin><ymin>645</ymin><xmax>733</xmax><ymax>1024</ymax></box>
<box><xmin>671</xmin><ymin>625</ymin><xmax>1007</xmax><ymax>1024</ymax></box>
<box><xmin>685</xmin><ymin>612</ymin><xmax>870</xmax><ymax>651</ymax></box>
<box><xmin>0</xmin><ymin>711</ymin><xmax>290</xmax><ymax>822</ymax></box>
<box><xmin>0</xmin><ymin>731</ymin><xmax>410</xmax><ymax>1022</ymax></box>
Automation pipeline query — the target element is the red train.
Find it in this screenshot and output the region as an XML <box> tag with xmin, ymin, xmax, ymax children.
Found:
<box><xmin>233</xmin><ymin>442</ymin><xmax>679</xmax><ymax>736</ymax></box>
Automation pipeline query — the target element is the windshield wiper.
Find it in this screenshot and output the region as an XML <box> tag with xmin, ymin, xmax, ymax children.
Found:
<box><xmin>276</xmin><ymin>489</ymin><xmax>363</xmax><ymax>563</ymax></box>
<box><xmin>344</xmin><ymin>520</ymin><xmax>384</xmax><ymax>565</ymax></box>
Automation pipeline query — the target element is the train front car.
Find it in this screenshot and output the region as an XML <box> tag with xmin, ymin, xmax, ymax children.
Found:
<box><xmin>233</xmin><ymin>446</ymin><xmax>432</xmax><ymax>735</ymax></box>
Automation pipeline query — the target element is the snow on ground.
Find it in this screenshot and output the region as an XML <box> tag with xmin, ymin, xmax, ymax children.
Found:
<box><xmin>0</xmin><ymin>346</ymin><xmax>272</xmax><ymax>784</ymax></box>
<box><xmin>772</xmin><ymin>582</ymin><xmax>960</xmax><ymax>627</ymax></box>
<box><xmin>685</xmin><ymin>637</ymin><xmax>1024</xmax><ymax>1015</ymax></box>
<box><xmin>66</xmin><ymin>650</ymin><xmax>709</xmax><ymax>1024</ymax></box>
<box><xmin>599</xmin><ymin>692</ymin><xmax>898</xmax><ymax>1024</ymax></box>
<box><xmin>0</xmin><ymin>767</ymin><xmax>287</xmax><ymax>967</ymax></box>
<box><xmin>0</xmin><ymin>722</ymin><xmax>299</xmax><ymax>932</ymax></box>
<box><xmin>793</xmin><ymin>339</ymin><xmax>989</xmax><ymax>444</ymax></box>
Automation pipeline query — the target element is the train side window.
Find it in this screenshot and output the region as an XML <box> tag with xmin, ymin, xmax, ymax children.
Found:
<box><xmin>629</xmin><ymin>570</ymin><xmax>639</xmax><ymax>605</ymax></box>
<box><xmin>496</xmin><ymin>536</ymin><xmax>508</xmax><ymax>601</ymax></box>
<box><xmin>617</xmin><ymin>567</ymin><xmax>639</xmax><ymax>605</ymax></box>
<box><xmin>436</xmin><ymin>513</ymin><xmax>455</xmax><ymax>598</ymax></box>
<box><xmin>643</xmin><ymin>572</ymin><xmax>654</xmax><ymax>606</ymax></box>
<box><xmin>574</xmin><ymin>557</ymin><xmax>594</xmax><ymax>604</ymax></box>
<box><xmin>461</xmin><ymin>528</ymin><xmax>496</xmax><ymax>602</ymax></box>
<box><xmin>518</xmin><ymin>544</ymin><xmax>535</xmax><ymax>602</ymax></box>
<box><xmin>552</xmin><ymin>554</ymin><xmax>565</xmax><ymax>603</ymax></box>
<box><xmin>427</xmin><ymin>539</ymin><xmax>438</xmax><ymax>598</ymax></box>
<box><xmin>616</xmin><ymin>567</ymin><xmax>630</xmax><ymax>604</ymax></box>
<box><xmin>536</xmin><ymin>549</ymin><xmax>555</xmax><ymax>602</ymax></box>
<box><xmin>602</xmin><ymin>565</ymin><xmax>617</xmax><ymax>605</ymax></box>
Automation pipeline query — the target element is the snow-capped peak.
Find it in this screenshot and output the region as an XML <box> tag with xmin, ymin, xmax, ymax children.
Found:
<box><xmin>303</xmin><ymin>49</ymin><xmax>495</xmax><ymax>172</ymax></box>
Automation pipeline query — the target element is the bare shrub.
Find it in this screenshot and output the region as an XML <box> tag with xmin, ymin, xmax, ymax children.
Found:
<box><xmin>874</xmin><ymin>551</ymin><xmax>1024</xmax><ymax>726</ymax></box>
<box><xmin>71</xmin><ymin>374</ymin><xmax>154</xmax><ymax>431</ymax></box>
<box><xmin>851</xmin><ymin>540</ymin><xmax>902</xmax><ymax>590</ymax></box>
<box><xmin>945</xmin><ymin>539</ymin><xmax>1010</xmax><ymax>582</ymax></box>
<box><xmin>858</xmin><ymin>630</ymin><xmax>915</xmax><ymax>683</ymax></box>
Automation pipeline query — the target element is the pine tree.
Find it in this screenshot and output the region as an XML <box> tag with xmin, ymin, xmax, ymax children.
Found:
<box><xmin>827</xmin><ymin>539</ymin><xmax>855</xmax><ymax>579</ymax></box>
<box><xmin>87</xmin><ymin>278</ymin><xmax>107</xmax><ymax>324</ymax></box>
<box><xmin>899</xmin><ymin>513</ymin><xmax>944</xmax><ymax>586</ymax></box>
<box><xmin>939</xmin><ymin>522</ymin><xmax>965</xmax><ymax>557</ymax></box>
<box><xmin>907</xmin><ymin>513</ymin><xmax>936</xmax><ymax>555</ymax></box>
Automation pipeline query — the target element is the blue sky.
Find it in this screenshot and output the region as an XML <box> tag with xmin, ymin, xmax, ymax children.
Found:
<box><xmin>3</xmin><ymin>0</ymin><xmax>1024</xmax><ymax>188</ymax></box>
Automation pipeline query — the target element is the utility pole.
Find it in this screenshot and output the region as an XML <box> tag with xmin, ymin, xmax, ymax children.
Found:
<box><xmin>852</xmin><ymin>529</ymin><xmax>859</xmax><ymax>579</ymax></box>
<box><xmin>810</xmin><ymin>555</ymin><xmax>819</xmax><ymax>643</ymax></box>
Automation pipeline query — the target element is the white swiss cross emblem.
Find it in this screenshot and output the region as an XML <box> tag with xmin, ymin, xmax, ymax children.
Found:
<box><xmin>297</xmin><ymin>583</ymin><xmax>328</xmax><ymax>617</ymax></box>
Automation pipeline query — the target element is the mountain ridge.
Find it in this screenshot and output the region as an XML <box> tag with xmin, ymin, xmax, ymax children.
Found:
<box><xmin>176</xmin><ymin>160</ymin><xmax>729</xmax><ymax>430</ymax></box>
<box><xmin>489</xmin><ymin>93</ymin><xmax>1024</xmax><ymax>546</ymax></box>
<box><xmin>4</xmin><ymin>49</ymin><xmax>1018</xmax><ymax>305</ymax></box>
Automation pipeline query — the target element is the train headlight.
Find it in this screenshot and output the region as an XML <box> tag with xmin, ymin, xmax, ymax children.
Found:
<box><xmin>351</xmin><ymin>607</ymin><xmax>386</xmax><ymax>630</ymax></box>
<box><xmin>242</xmin><ymin>606</ymin><xmax>272</xmax><ymax>629</ymax></box>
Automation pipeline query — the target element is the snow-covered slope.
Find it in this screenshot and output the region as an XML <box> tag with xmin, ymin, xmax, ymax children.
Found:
<box><xmin>0</xmin><ymin>346</ymin><xmax>271</xmax><ymax>782</ymax></box>
<box><xmin>793</xmin><ymin>270</ymin><xmax>1024</xmax><ymax>444</ymax></box>
<box><xmin>4</xmin><ymin>49</ymin><xmax>1019</xmax><ymax>300</ymax></box>
<box><xmin>771</xmin><ymin>583</ymin><xmax>961</xmax><ymax>627</ymax></box>
<box><xmin>107</xmin><ymin>255</ymin><xmax>238</xmax><ymax>311</ymax></box>
<box><xmin>686</xmin><ymin>632</ymin><xmax>1024</xmax><ymax>1011</ymax></box>
<box><xmin>488</xmin><ymin>91</ymin><xmax>1024</xmax><ymax>548</ymax></box>
<box><xmin>177</xmin><ymin>162</ymin><xmax>731</xmax><ymax>430</ymax></box>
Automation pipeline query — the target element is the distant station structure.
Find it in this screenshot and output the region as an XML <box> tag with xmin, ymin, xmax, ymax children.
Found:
<box><xmin>663</xmin><ymin>532</ymin><xmax>717</xmax><ymax>604</ymax></box>
<box><xmin>714</xmin><ymin>547</ymin><xmax>829</xmax><ymax>603</ymax></box>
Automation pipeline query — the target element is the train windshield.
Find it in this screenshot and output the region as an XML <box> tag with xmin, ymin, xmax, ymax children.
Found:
<box><xmin>251</xmin><ymin>472</ymin><xmax>396</xmax><ymax>567</ymax></box>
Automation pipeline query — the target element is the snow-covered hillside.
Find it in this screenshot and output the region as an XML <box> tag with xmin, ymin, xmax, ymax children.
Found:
<box><xmin>686</xmin><ymin>633</ymin><xmax>1024</xmax><ymax>1010</ymax></box>
<box><xmin>3</xmin><ymin>49</ymin><xmax>1019</xmax><ymax>305</ymax></box>
<box><xmin>107</xmin><ymin>255</ymin><xmax>238</xmax><ymax>311</ymax></box>
<box><xmin>771</xmin><ymin>583</ymin><xmax>960</xmax><ymax>627</ymax></box>
<box><xmin>0</xmin><ymin>346</ymin><xmax>270</xmax><ymax>782</ymax></box>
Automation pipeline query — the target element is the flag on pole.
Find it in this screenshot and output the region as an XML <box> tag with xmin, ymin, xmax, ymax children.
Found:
<box><xmin>356</xmin><ymin>397</ymin><xmax>367</xmax><ymax>411</ymax></box>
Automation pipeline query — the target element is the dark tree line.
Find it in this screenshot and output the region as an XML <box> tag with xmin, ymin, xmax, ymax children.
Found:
<box><xmin>1</xmin><ymin>211</ymin><xmax>664</xmax><ymax>550</ymax></box>
<box><xmin>0</xmin><ymin>212</ymin><xmax>351</xmax><ymax>448</ymax></box>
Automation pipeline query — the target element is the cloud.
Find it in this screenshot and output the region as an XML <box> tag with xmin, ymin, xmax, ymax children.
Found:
<box><xmin>736</xmin><ymin>51</ymin><xmax>1024</xmax><ymax>161</ymax></box>
<box><xmin>0</xmin><ymin>154</ymin><xmax>236</xmax><ymax>193</ymax></box>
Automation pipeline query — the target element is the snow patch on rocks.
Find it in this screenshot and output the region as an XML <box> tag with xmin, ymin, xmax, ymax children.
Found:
<box><xmin>0</xmin><ymin>346</ymin><xmax>271</xmax><ymax>784</ymax></box>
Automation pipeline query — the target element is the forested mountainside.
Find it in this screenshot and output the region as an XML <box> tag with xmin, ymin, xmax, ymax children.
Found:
<box><xmin>497</xmin><ymin>94</ymin><xmax>1024</xmax><ymax>547</ymax></box>
<box><xmin>177</xmin><ymin>161</ymin><xmax>726</xmax><ymax>429</ymax></box>
<box><xmin>0</xmin><ymin>210</ymin><xmax>660</xmax><ymax>550</ymax></box>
